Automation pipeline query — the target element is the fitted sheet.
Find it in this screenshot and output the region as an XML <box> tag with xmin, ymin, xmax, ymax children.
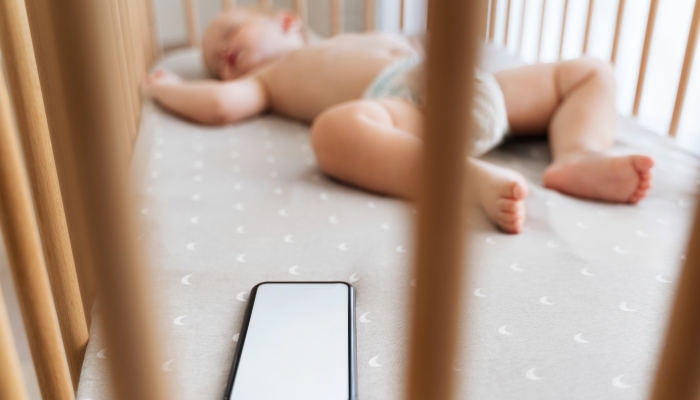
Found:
<box><xmin>76</xmin><ymin>46</ymin><xmax>700</xmax><ymax>400</ymax></box>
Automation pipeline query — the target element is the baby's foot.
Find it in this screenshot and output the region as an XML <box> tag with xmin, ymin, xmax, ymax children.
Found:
<box><xmin>470</xmin><ymin>159</ymin><xmax>528</xmax><ymax>234</ymax></box>
<box><xmin>543</xmin><ymin>152</ymin><xmax>654</xmax><ymax>204</ymax></box>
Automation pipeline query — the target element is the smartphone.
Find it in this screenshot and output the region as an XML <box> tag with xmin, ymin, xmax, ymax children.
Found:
<box><xmin>223</xmin><ymin>282</ymin><xmax>357</xmax><ymax>400</ymax></box>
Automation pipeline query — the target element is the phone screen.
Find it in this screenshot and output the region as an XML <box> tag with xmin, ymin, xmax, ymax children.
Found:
<box><xmin>227</xmin><ymin>282</ymin><xmax>356</xmax><ymax>400</ymax></box>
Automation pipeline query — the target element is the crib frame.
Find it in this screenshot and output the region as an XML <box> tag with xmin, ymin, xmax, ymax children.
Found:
<box><xmin>0</xmin><ymin>0</ymin><xmax>699</xmax><ymax>399</ymax></box>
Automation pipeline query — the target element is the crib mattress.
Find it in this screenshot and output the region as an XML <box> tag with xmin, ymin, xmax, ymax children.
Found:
<box><xmin>76</xmin><ymin>47</ymin><xmax>699</xmax><ymax>400</ymax></box>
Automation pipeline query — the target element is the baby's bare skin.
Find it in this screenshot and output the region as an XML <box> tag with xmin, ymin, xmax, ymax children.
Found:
<box><xmin>144</xmin><ymin>8</ymin><xmax>654</xmax><ymax>234</ymax></box>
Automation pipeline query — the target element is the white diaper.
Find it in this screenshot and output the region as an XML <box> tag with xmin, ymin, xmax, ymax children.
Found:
<box><xmin>364</xmin><ymin>56</ymin><xmax>509</xmax><ymax>156</ymax></box>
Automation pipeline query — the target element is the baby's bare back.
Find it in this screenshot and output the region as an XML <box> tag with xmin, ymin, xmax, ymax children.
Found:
<box><xmin>257</xmin><ymin>33</ymin><xmax>419</xmax><ymax>121</ymax></box>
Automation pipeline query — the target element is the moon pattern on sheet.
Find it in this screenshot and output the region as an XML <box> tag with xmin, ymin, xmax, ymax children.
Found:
<box><xmin>186</xmin><ymin>242</ymin><xmax>197</xmax><ymax>251</ymax></box>
<box><xmin>235</xmin><ymin>203</ymin><xmax>244</xmax><ymax>210</ymax></box>
<box><xmin>236</xmin><ymin>292</ymin><xmax>249</xmax><ymax>302</ymax></box>
<box><xmin>329</xmin><ymin>215</ymin><xmax>339</xmax><ymax>224</ymax></box>
<box><xmin>270</xmin><ymin>171</ymin><xmax>278</xmax><ymax>178</ymax></box>
<box><xmin>173</xmin><ymin>316</ymin><xmax>186</xmax><ymax>325</ymax></box>
<box><xmin>266</xmin><ymin>155</ymin><xmax>275</xmax><ymax>163</ymax></box>
<box><xmin>367</xmin><ymin>201</ymin><xmax>376</xmax><ymax>209</ymax></box>
<box><xmin>381</xmin><ymin>223</ymin><xmax>390</xmax><ymax>230</ymax></box>
<box><xmin>679</xmin><ymin>198</ymin><xmax>691</xmax><ymax>208</ymax></box>
<box><xmin>233</xmin><ymin>183</ymin><xmax>242</xmax><ymax>190</ymax></box>
<box><xmin>181</xmin><ymin>274</ymin><xmax>193</xmax><ymax>285</ymax></box>
<box><xmin>656</xmin><ymin>274</ymin><xmax>671</xmax><ymax>283</ymax></box>
<box><xmin>288</xmin><ymin>266</ymin><xmax>300</xmax><ymax>275</ymax></box>
<box><xmin>485</xmin><ymin>237</ymin><xmax>496</xmax><ymax>245</ymax></box>
<box><xmin>368</xmin><ymin>355</ymin><xmax>382</xmax><ymax>367</ymax></box>
<box><xmin>232</xmin><ymin>333</ymin><xmax>239</xmax><ymax>342</ymax></box>
<box><xmin>612</xmin><ymin>375</ymin><xmax>632</xmax><ymax>388</ymax></box>
<box><xmin>230</xmin><ymin>152</ymin><xmax>239</xmax><ymax>159</ymax></box>
<box><xmin>141</xmin><ymin>208</ymin><xmax>149</xmax><ymax>215</ymax></box>
<box><xmin>545</xmin><ymin>199</ymin><xmax>556</xmax><ymax>207</ymax></box>
<box><xmin>635</xmin><ymin>230</ymin><xmax>649</xmax><ymax>238</ymax></box>
<box><xmin>191</xmin><ymin>193</ymin><xmax>201</xmax><ymax>201</ymax></box>
<box><xmin>580</xmin><ymin>268</ymin><xmax>595</xmax><ymax>277</ymax></box>
<box><xmin>525</xmin><ymin>368</ymin><xmax>542</xmax><ymax>380</ymax></box>
<box><xmin>319</xmin><ymin>192</ymin><xmax>329</xmax><ymax>200</ymax></box>
<box><xmin>236</xmin><ymin>226</ymin><xmax>245</xmax><ymax>234</ymax></box>
<box><xmin>575</xmin><ymin>221</ymin><xmax>588</xmax><ymax>229</ymax></box>
<box><xmin>619</xmin><ymin>303</ymin><xmax>636</xmax><ymax>312</ymax></box>
<box><xmin>474</xmin><ymin>288</ymin><xmax>486</xmax><ymax>297</ymax></box>
<box><xmin>161</xmin><ymin>359</ymin><xmax>175</xmax><ymax>372</ymax></box>
<box><xmin>498</xmin><ymin>325</ymin><xmax>513</xmax><ymax>335</ymax></box>
<box><xmin>510</xmin><ymin>263</ymin><xmax>523</xmax><ymax>272</ymax></box>
<box><xmin>338</xmin><ymin>243</ymin><xmax>349</xmax><ymax>251</ymax></box>
<box><xmin>396</xmin><ymin>246</ymin><xmax>406</xmax><ymax>253</ymax></box>
<box><xmin>546</xmin><ymin>240</ymin><xmax>558</xmax><ymax>248</ymax></box>
<box><xmin>194</xmin><ymin>144</ymin><xmax>204</xmax><ymax>152</ymax></box>
<box><xmin>349</xmin><ymin>273</ymin><xmax>359</xmax><ymax>283</ymax></box>
<box><xmin>97</xmin><ymin>348</ymin><xmax>107</xmax><ymax>359</ymax></box>
<box><xmin>190</xmin><ymin>216</ymin><xmax>199</xmax><ymax>224</ymax></box>
<box><xmin>194</xmin><ymin>160</ymin><xmax>203</xmax><ymax>169</ymax></box>
<box><xmin>573</xmin><ymin>333</ymin><xmax>590</xmax><ymax>343</ymax></box>
<box><xmin>278</xmin><ymin>208</ymin><xmax>288</xmax><ymax>217</ymax></box>
<box><xmin>614</xmin><ymin>246</ymin><xmax>627</xmax><ymax>254</ymax></box>
<box><xmin>360</xmin><ymin>312</ymin><xmax>372</xmax><ymax>323</ymax></box>
<box><xmin>656</xmin><ymin>218</ymin><xmax>669</xmax><ymax>226</ymax></box>
<box><xmin>539</xmin><ymin>296</ymin><xmax>554</xmax><ymax>305</ymax></box>
<box><xmin>151</xmin><ymin>171</ymin><xmax>159</xmax><ymax>178</ymax></box>
<box><xmin>274</xmin><ymin>187</ymin><xmax>283</xmax><ymax>195</ymax></box>
<box><xmin>284</xmin><ymin>235</ymin><xmax>294</xmax><ymax>243</ymax></box>
<box><xmin>236</xmin><ymin>254</ymin><xmax>247</xmax><ymax>263</ymax></box>
<box><xmin>193</xmin><ymin>175</ymin><xmax>202</xmax><ymax>182</ymax></box>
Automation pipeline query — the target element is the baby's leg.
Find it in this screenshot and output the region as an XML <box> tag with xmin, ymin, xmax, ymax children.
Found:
<box><xmin>311</xmin><ymin>99</ymin><xmax>527</xmax><ymax>233</ymax></box>
<box><xmin>495</xmin><ymin>58</ymin><xmax>653</xmax><ymax>203</ymax></box>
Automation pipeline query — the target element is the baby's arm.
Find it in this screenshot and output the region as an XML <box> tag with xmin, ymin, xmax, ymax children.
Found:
<box><xmin>143</xmin><ymin>70</ymin><xmax>268</xmax><ymax>125</ymax></box>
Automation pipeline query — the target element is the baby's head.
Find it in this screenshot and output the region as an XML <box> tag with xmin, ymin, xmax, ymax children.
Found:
<box><xmin>203</xmin><ymin>8</ymin><xmax>306</xmax><ymax>80</ymax></box>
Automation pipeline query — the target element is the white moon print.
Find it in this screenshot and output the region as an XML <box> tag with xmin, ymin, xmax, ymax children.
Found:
<box><xmin>619</xmin><ymin>303</ymin><xmax>636</xmax><ymax>312</ymax></box>
<box><xmin>474</xmin><ymin>288</ymin><xmax>486</xmax><ymax>297</ymax></box>
<box><xmin>498</xmin><ymin>326</ymin><xmax>513</xmax><ymax>335</ymax></box>
<box><xmin>181</xmin><ymin>274</ymin><xmax>193</xmax><ymax>285</ymax></box>
<box><xmin>359</xmin><ymin>312</ymin><xmax>372</xmax><ymax>323</ymax></box>
<box><xmin>97</xmin><ymin>348</ymin><xmax>107</xmax><ymax>359</ymax></box>
<box><xmin>161</xmin><ymin>359</ymin><xmax>175</xmax><ymax>372</ymax></box>
<box><xmin>288</xmin><ymin>266</ymin><xmax>300</xmax><ymax>275</ymax></box>
<box><xmin>173</xmin><ymin>316</ymin><xmax>186</xmax><ymax>325</ymax></box>
<box><xmin>368</xmin><ymin>356</ymin><xmax>382</xmax><ymax>367</ymax></box>
<box><xmin>526</xmin><ymin>368</ymin><xmax>542</xmax><ymax>380</ymax></box>
<box><xmin>573</xmin><ymin>333</ymin><xmax>590</xmax><ymax>343</ymax></box>
<box><xmin>612</xmin><ymin>375</ymin><xmax>632</xmax><ymax>388</ymax></box>
<box><xmin>236</xmin><ymin>254</ymin><xmax>247</xmax><ymax>263</ymax></box>
<box><xmin>539</xmin><ymin>296</ymin><xmax>554</xmax><ymax>305</ymax></box>
<box><xmin>236</xmin><ymin>292</ymin><xmax>249</xmax><ymax>302</ymax></box>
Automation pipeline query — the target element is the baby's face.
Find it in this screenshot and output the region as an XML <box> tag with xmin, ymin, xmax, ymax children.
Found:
<box><xmin>203</xmin><ymin>9</ymin><xmax>303</xmax><ymax>80</ymax></box>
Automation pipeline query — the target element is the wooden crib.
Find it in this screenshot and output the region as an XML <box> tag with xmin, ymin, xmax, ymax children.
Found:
<box><xmin>0</xmin><ymin>0</ymin><xmax>698</xmax><ymax>398</ymax></box>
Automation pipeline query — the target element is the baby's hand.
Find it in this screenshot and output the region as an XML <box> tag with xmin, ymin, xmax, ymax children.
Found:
<box><xmin>142</xmin><ymin>69</ymin><xmax>183</xmax><ymax>97</ymax></box>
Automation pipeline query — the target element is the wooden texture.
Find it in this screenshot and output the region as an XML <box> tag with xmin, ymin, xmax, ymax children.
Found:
<box><xmin>559</xmin><ymin>0</ymin><xmax>569</xmax><ymax>59</ymax></box>
<box><xmin>669</xmin><ymin>0</ymin><xmax>700</xmax><ymax>137</ymax></box>
<box><xmin>21</xmin><ymin>0</ymin><xmax>170</xmax><ymax>398</ymax></box>
<box><xmin>582</xmin><ymin>0</ymin><xmax>594</xmax><ymax>54</ymax></box>
<box><xmin>331</xmin><ymin>0</ymin><xmax>343</xmax><ymax>35</ymax></box>
<box><xmin>405</xmin><ymin>0</ymin><xmax>480</xmax><ymax>398</ymax></box>
<box><xmin>537</xmin><ymin>0</ymin><xmax>546</xmax><ymax>60</ymax></box>
<box><xmin>489</xmin><ymin>0</ymin><xmax>498</xmax><ymax>43</ymax></box>
<box><xmin>294</xmin><ymin>0</ymin><xmax>307</xmax><ymax>23</ymax></box>
<box><xmin>0</xmin><ymin>0</ymin><xmax>88</xmax><ymax>388</ymax></box>
<box><xmin>0</xmin><ymin>284</ymin><xmax>29</xmax><ymax>400</ymax></box>
<box><xmin>611</xmin><ymin>0</ymin><xmax>626</xmax><ymax>64</ymax></box>
<box><xmin>364</xmin><ymin>0</ymin><xmax>375</xmax><ymax>31</ymax></box>
<box><xmin>650</xmin><ymin>181</ymin><xmax>700</xmax><ymax>398</ymax></box>
<box><xmin>504</xmin><ymin>0</ymin><xmax>512</xmax><ymax>45</ymax></box>
<box><xmin>399</xmin><ymin>0</ymin><xmax>406</xmax><ymax>32</ymax></box>
<box><xmin>518</xmin><ymin>0</ymin><xmax>527</xmax><ymax>54</ymax></box>
<box><xmin>185</xmin><ymin>0</ymin><xmax>200</xmax><ymax>47</ymax></box>
<box><xmin>258</xmin><ymin>0</ymin><xmax>271</xmax><ymax>10</ymax></box>
<box><xmin>0</xmin><ymin>62</ymin><xmax>74</xmax><ymax>400</ymax></box>
<box><xmin>633</xmin><ymin>0</ymin><xmax>659</xmax><ymax>116</ymax></box>
<box><xmin>222</xmin><ymin>0</ymin><xmax>234</xmax><ymax>9</ymax></box>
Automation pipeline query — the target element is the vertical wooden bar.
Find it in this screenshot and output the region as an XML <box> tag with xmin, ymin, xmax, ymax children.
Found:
<box><xmin>537</xmin><ymin>0</ymin><xmax>546</xmax><ymax>60</ymax></box>
<box><xmin>185</xmin><ymin>0</ymin><xmax>200</xmax><ymax>47</ymax></box>
<box><xmin>109</xmin><ymin>0</ymin><xmax>139</xmax><ymax>150</ymax></box>
<box><xmin>611</xmin><ymin>0</ymin><xmax>626</xmax><ymax>64</ymax></box>
<box><xmin>669</xmin><ymin>0</ymin><xmax>700</xmax><ymax>137</ymax></box>
<box><xmin>222</xmin><ymin>0</ymin><xmax>234</xmax><ymax>10</ymax></box>
<box><xmin>633</xmin><ymin>0</ymin><xmax>659</xmax><ymax>116</ymax></box>
<box><xmin>259</xmin><ymin>0</ymin><xmax>271</xmax><ymax>10</ymax></box>
<box><xmin>331</xmin><ymin>0</ymin><xmax>343</xmax><ymax>36</ymax></box>
<box><xmin>144</xmin><ymin>0</ymin><xmax>162</xmax><ymax>61</ymax></box>
<box><xmin>0</xmin><ymin>284</ymin><xmax>30</xmax><ymax>400</ymax></box>
<box><xmin>558</xmin><ymin>0</ymin><xmax>569</xmax><ymax>59</ymax></box>
<box><xmin>405</xmin><ymin>0</ymin><xmax>480</xmax><ymax>399</ymax></box>
<box><xmin>0</xmin><ymin>64</ymin><xmax>74</xmax><ymax>400</ymax></box>
<box><xmin>489</xmin><ymin>0</ymin><xmax>498</xmax><ymax>43</ymax></box>
<box><xmin>650</xmin><ymin>182</ymin><xmax>700</xmax><ymax>399</ymax></box>
<box><xmin>116</xmin><ymin>0</ymin><xmax>142</xmax><ymax>147</ymax></box>
<box><xmin>400</xmin><ymin>0</ymin><xmax>406</xmax><ymax>33</ymax></box>
<box><xmin>295</xmin><ymin>0</ymin><xmax>307</xmax><ymax>24</ymax></box>
<box><xmin>22</xmin><ymin>0</ymin><xmax>170</xmax><ymax>398</ymax></box>
<box><xmin>0</xmin><ymin>0</ymin><xmax>88</xmax><ymax>389</ymax></box>
<box><xmin>364</xmin><ymin>0</ymin><xmax>375</xmax><ymax>31</ymax></box>
<box><xmin>582</xmin><ymin>0</ymin><xmax>594</xmax><ymax>54</ymax></box>
<box><xmin>518</xmin><ymin>0</ymin><xmax>528</xmax><ymax>54</ymax></box>
<box><xmin>504</xmin><ymin>0</ymin><xmax>512</xmax><ymax>45</ymax></box>
<box><xmin>137</xmin><ymin>0</ymin><xmax>155</xmax><ymax>69</ymax></box>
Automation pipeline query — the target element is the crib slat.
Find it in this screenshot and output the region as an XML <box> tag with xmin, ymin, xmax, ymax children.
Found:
<box><xmin>331</xmin><ymin>0</ymin><xmax>343</xmax><ymax>36</ymax></box>
<box><xmin>518</xmin><ymin>0</ymin><xmax>527</xmax><ymax>54</ymax></box>
<box><xmin>611</xmin><ymin>0</ymin><xmax>626</xmax><ymax>64</ymax></box>
<box><xmin>111</xmin><ymin>0</ymin><xmax>139</xmax><ymax>147</ymax></box>
<box><xmin>223</xmin><ymin>0</ymin><xmax>234</xmax><ymax>10</ymax></box>
<box><xmin>143</xmin><ymin>0</ymin><xmax>162</xmax><ymax>61</ymax></box>
<box><xmin>504</xmin><ymin>0</ymin><xmax>512</xmax><ymax>45</ymax></box>
<box><xmin>558</xmin><ymin>0</ymin><xmax>569</xmax><ymax>59</ymax></box>
<box><xmin>650</xmin><ymin>178</ymin><xmax>700</xmax><ymax>397</ymax></box>
<box><xmin>405</xmin><ymin>0</ymin><xmax>479</xmax><ymax>398</ymax></box>
<box><xmin>259</xmin><ymin>0</ymin><xmax>271</xmax><ymax>10</ymax></box>
<box><xmin>669</xmin><ymin>0</ymin><xmax>700</xmax><ymax>137</ymax></box>
<box><xmin>633</xmin><ymin>0</ymin><xmax>659</xmax><ymax>116</ymax></box>
<box><xmin>0</xmin><ymin>63</ymin><xmax>74</xmax><ymax>400</ymax></box>
<box><xmin>0</xmin><ymin>0</ymin><xmax>88</xmax><ymax>389</ymax></box>
<box><xmin>364</xmin><ymin>0</ymin><xmax>375</xmax><ymax>31</ymax></box>
<box><xmin>295</xmin><ymin>0</ymin><xmax>307</xmax><ymax>23</ymax></box>
<box><xmin>489</xmin><ymin>0</ymin><xmax>497</xmax><ymax>43</ymax></box>
<box><xmin>537</xmin><ymin>0</ymin><xmax>546</xmax><ymax>61</ymax></box>
<box><xmin>582</xmin><ymin>0</ymin><xmax>594</xmax><ymax>54</ymax></box>
<box><xmin>400</xmin><ymin>0</ymin><xmax>406</xmax><ymax>32</ymax></box>
<box><xmin>0</xmin><ymin>284</ymin><xmax>30</xmax><ymax>400</ymax></box>
<box><xmin>118</xmin><ymin>0</ymin><xmax>144</xmax><ymax>145</ymax></box>
<box><xmin>185</xmin><ymin>0</ymin><xmax>200</xmax><ymax>47</ymax></box>
<box><xmin>22</xmin><ymin>0</ymin><xmax>171</xmax><ymax>398</ymax></box>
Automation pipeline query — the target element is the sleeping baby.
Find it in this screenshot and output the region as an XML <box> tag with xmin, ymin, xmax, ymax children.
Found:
<box><xmin>142</xmin><ymin>7</ymin><xmax>654</xmax><ymax>234</ymax></box>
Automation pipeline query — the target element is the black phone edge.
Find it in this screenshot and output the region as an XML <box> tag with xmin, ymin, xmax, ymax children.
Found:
<box><xmin>222</xmin><ymin>281</ymin><xmax>358</xmax><ymax>400</ymax></box>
